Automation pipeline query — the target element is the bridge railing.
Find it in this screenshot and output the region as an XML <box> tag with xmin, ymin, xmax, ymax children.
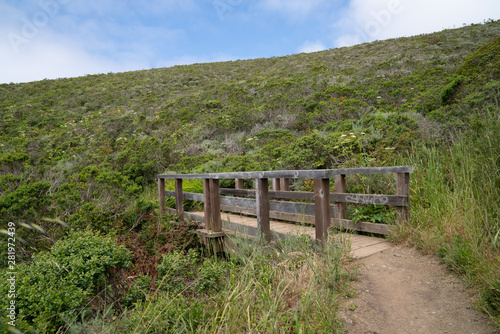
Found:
<box><xmin>157</xmin><ymin>166</ymin><xmax>413</xmax><ymax>243</ymax></box>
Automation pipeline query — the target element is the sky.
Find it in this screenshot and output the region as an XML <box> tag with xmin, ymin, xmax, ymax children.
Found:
<box><xmin>1</xmin><ymin>0</ymin><xmax>499</xmax><ymax>84</ymax></box>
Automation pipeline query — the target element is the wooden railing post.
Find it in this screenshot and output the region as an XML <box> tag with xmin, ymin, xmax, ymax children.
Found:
<box><xmin>256</xmin><ymin>178</ymin><xmax>271</xmax><ymax>242</ymax></box>
<box><xmin>210</xmin><ymin>179</ymin><xmax>221</xmax><ymax>232</ymax></box>
<box><xmin>175</xmin><ymin>178</ymin><xmax>183</xmax><ymax>219</ymax></box>
<box><xmin>203</xmin><ymin>179</ymin><xmax>212</xmax><ymax>230</ymax></box>
<box><xmin>272</xmin><ymin>178</ymin><xmax>281</xmax><ymax>191</ymax></box>
<box><xmin>235</xmin><ymin>178</ymin><xmax>243</xmax><ymax>190</ymax></box>
<box><xmin>335</xmin><ymin>175</ymin><xmax>346</xmax><ymax>220</ymax></box>
<box><xmin>280</xmin><ymin>178</ymin><xmax>290</xmax><ymax>191</ymax></box>
<box><xmin>158</xmin><ymin>178</ymin><xmax>166</xmax><ymax>214</ymax></box>
<box><xmin>397</xmin><ymin>173</ymin><xmax>410</xmax><ymax>223</ymax></box>
<box><xmin>235</xmin><ymin>178</ymin><xmax>243</xmax><ymax>198</ymax></box>
<box><xmin>314</xmin><ymin>178</ymin><xmax>330</xmax><ymax>243</ymax></box>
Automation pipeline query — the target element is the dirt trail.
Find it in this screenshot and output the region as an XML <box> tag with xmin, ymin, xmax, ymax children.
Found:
<box><xmin>342</xmin><ymin>245</ymin><xmax>497</xmax><ymax>334</ymax></box>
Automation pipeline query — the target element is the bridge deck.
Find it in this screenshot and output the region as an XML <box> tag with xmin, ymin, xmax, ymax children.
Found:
<box><xmin>189</xmin><ymin>211</ymin><xmax>391</xmax><ymax>259</ymax></box>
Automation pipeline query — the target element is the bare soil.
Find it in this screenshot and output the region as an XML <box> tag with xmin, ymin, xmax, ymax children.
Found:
<box><xmin>341</xmin><ymin>245</ymin><xmax>498</xmax><ymax>334</ymax></box>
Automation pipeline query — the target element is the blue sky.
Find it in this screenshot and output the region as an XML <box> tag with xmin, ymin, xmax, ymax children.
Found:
<box><xmin>1</xmin><ymin>0</ymin><xmax>500</xmax><ymax>84</ymax></box>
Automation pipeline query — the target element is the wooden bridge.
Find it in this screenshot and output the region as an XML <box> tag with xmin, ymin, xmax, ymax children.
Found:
<box><xmin>157</xmin><ymin>166</ymin><xmax>412</xmax><ymax>258</ymax></box>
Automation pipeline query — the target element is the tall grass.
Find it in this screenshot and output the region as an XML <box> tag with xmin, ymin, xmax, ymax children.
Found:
<box><xmin>393</xmin><ymin>110</ymin><xmax>500</xmax><ymax>324</ymax></box>
<box><xmin>83</xmin><ymin>233</ymin><xmax>354</xmax><ymax>333</ymax></box>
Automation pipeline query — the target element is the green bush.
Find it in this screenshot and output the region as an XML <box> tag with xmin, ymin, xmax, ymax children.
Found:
<box><xmin>122</xmin><ymin>275</ymin><xmax>152</xmax><ymax>308</ymax></box>
<box><xmin>194</xmin><ymin>258</ymin><xmax>228</xmax><ymax>294</ymax></box>
<box><xmin>351</xmin><ymin>204</ymin><xmax>392</xmax><ymax>224</ymax></box>
<box><xmin>0</xmin><ymin>230</ymin><xmax>131</xmax><ymax>333</ymax></box>
<box><xmin>0</xmin><ymin>181</ymin><xmax>51</xmax><ymax>221</ymax></box>
<box><xmin>440</xmin><ymin>76</ymin><xmax>464</xmax><ymax>105</ymax></box>
<box><xmin>156</xmin><ymin>249</ymin><xmax>198</xmax><ymax>293</ymax></box>
<box><xmin>458</xmin><ymin>36</ymin><xmax>500</xmax><ymax>83</ymax></box>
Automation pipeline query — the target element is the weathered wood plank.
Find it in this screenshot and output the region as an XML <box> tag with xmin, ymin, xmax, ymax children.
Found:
<box><xmin>218</xmin><ymin>189</ymin><xmax>408</xmax><ymax>206</ymax></box>
<box><xmin>175</xmin><ymin>179</ymin><xmax>183</xmax><ymax>219</ymax></box>
<box><xmin>270</xmin><ymin>200</ymin><xmax>316</xmax><ymax>216</ymax></box>
<box><xmin>272</xmin><ymin>178</ymin><xmax>281</xmax><ymax>191</ymax></box>
<box><xmin>163</xmin><ymin>207</ymin><xmax>204</xmax><ymax>223</ymax></box>
<box><xmin>280</xmin><ymin>178</ymin><xmax>290</xmax><ymax>191</ymax></box>
<box><xmin>235</xmin><ymin>178</ymin><xmax>244</xmax><ymax>197</ymax></box>
<box><xmin>219</xmin><ymin>196</ymin><xmax>327</xmax><ymax>216</ymax></box>
<box><xmin>352</xmin><ymin>242</ymin><xmax>392</xmax><ymax>259</ymax></box>
<box><xmin>220</xmin><ymin>196</ymin><xmax>257</xmax><ymax>209</ymax></box>
<box><xmin>332</xmin><ymin>193</ymin><xmax>408</xmax><ymax>206</ymax></box>
<box><xmin>220</xmin><ymin>188</ymin><xmax>255</xmax><ymax>197</ymax></box>
<box><xmin>221</xmin><ymin>205</ymin><xmax>313</xmax><ymax>224</ymax></box>
<box><xmin>165</xmin><ymin>191</ymin><xmax>204</xmax><ymax>201</ymax></box>
<box><xmin>220</xmin><ymin>205</ymin><xmax>391</xmax><ymax>235</ymax></box>
<box><xmin>332</xmin><ymin>218</ymin><xmax>393</xmax><ymax>235</ymax></box>
<box><xmin>269</xmin><ymin>190</ymin><xmax>311</xmax><ymax>201</ymax></box>
<box><xmin>221</xmin><ymin>214</ymin><xmax>289</xmax><ymax>240</ymax></box>
<box><xmin>221</xmin><ymin>205</ymin><xmax>257</xmax><ymax>217</ymax></box>
<box><xmin>220</xmin><ymin>188</ymin><xmax>312</xmax><ymax>201</ymax></box>
<box><xmin>397</xmin><ymin>172</ymin><xmax>410</xmax><ymax>223</ymax></box>
<box><xmin>158</xmin><ymin>178</ymin><xmax>166</xmax><ymax>214</ymax></box>
<box><xmin>335</xmin><ymin>175</ymin><xmax>347</xmax><ymax>220</ymax></box>
<box><xmin>158</xmin><ymin>166</ymin><xmax>414</xmax><ymax>180</ymax></box>
<box><xmin>203</xmin><ymin>179</ymin><xmax>212</xmax><ymax>230</ymax></box>
<box><xmin>210</xmin><ymin>179</ymin><xmax>221</xmax><ymax>232</ymax></box>
<box><xmin>256</xmin><ymin>178</ymin><xmax>271</xmax><ymax>242</ymax></box>
<box><xmin>220</xmin><ymin>196</ymin><xmax>310</xmax><ymax>215</ymax></box>
<box><xmin>221</xmin><ymin>205</ymin><xmax>332</xmax><ymax>226</ymax></box>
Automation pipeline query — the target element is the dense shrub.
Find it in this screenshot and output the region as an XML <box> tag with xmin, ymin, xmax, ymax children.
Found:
<box><xmin>0</xmin><ymin>181</ymin><xmax>51</xmax><ymax>223</ymax></box>
<box><xmin>440</xmin><ymin>76</ymin><xmax>464</xmax><ymax>105</ymax></box>
<box><xmin>0</xmin><ymin>230</ymin><xmax>131</xmax><ymax>333</ymax></box>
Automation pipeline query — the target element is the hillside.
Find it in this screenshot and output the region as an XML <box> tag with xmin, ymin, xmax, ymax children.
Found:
<box><xmin>1</xmin><ymin>21</ymin><xmax>499</xmax><ymax>174</ymax></box>
<box><xmin>1</xmin><ymin>20</ymin><xmax>499</xmax><ymax>332</ymax></box>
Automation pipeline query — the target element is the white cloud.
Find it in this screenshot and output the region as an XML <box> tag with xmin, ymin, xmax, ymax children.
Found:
<box><xmin>333</xmin><ymin>0</ymin><xmax>500</xmax><ymax>47</ymax></box>
<box><xmin>298</xmin><ymin>40</ymin><xmax>327</xmax><ymax>53</ymax></box>
<box><xmin>257</xmin><ymin>0</ymin><xmax>327</xmax><ymax>19</ymax></box>
<box><xmin>0</xmin><ymin>31</ymin><xmax>149</xmax><ymax>83</ymax></box>
<box><xmin>0</xmin><ymin>20</ymin><xmax>233</xmax><ymax>84</ymax></box>
<box><xmin>0</xmin><ymin>0</ymin><xmax>189</xmax><ymax>83</ymax></box>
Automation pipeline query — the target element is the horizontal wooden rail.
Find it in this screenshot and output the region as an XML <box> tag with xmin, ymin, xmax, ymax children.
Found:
<box><xmin>165</xmin><ymin>190</ymin><xmax>335</xmax><ymax>216</ymax></box>
<box><xmin>166</xmin><ymin>189</ymin><xmax>408</xmax><ymax>207</ymax></box>
<box><xmin>158</xmin><ymin>166</ymin><xmax>413</xmax><ymax>180</ymax></box>
<box><xmin>221</xmin><ymin>204</ymin><xmax>317</xmax><ymax>225</ymax></box>
<box><xmin>165</xmin><ymin>190</ymin><xmax>203</xmax><ymax>201</ymax></box>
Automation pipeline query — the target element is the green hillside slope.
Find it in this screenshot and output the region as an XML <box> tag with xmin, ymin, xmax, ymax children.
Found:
<box><xmin>1</xmin><ymin>20</ymin><xmax>499</xmax><ymax>331</ymax></box>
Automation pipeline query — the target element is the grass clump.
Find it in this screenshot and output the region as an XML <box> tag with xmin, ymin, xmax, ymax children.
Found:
<box><xmin>87</xmin><ymin>234</ymin><xmax>354</xmax><ymax>333</ymax></box>
<box><xmin>392</xmin><ymin>110</ymin><xmax>500</xmax><ymax>324</ymax></box>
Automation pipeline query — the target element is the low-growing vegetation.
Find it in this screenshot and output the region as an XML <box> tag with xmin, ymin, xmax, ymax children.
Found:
<box><xmin>1</xmin><ymin>20</ymin><xmax>499</xmax><ymax>331</ymax></box>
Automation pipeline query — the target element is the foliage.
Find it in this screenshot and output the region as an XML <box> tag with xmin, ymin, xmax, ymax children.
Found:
<box><xmin>121</xmin><ymin>275</ymin><xmax>151</xmax><ymax>308</ymax></box>
<box><xmin>106</xmin><ymin>234</ymin><xmax>353</xmax><ymax>333</ymax></box>
<box><xmin>352</xmin><ymin>204</ymin><xmax>392</xmax><ymax>224</ymax></box>
<box><xmin>457</xmin><ymin>36</ymin><xmax>500</xmax><ymax>83</ymax></box>
<box><xmin>440</xmin><ymin>75</ymin><xmax>464</xmax><ymax>105</ymax></box>
<box><xmin>392</xmin><ymin>110</ymin><xmax>500</xmax><ymax>322</ymax></box>
<box><xmin>0</xmin><ymin>230</ymin><xmax>131</xmax><ymax>333</ymax></box>
<box><xmin>156</xmin><ymin>249</ymin><xmax>199</xmax><ymax>293</ymax></box>
<box><xmin>164</xmin><ymin>178</ymin><xmax>204</xmax><ymax>212</ymax></box>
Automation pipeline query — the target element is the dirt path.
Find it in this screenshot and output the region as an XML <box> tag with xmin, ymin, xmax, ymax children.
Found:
<box><xmin>342</xmin><ymin>245</ymin><xmax>497</xmax><ymax>334</ymax></box>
